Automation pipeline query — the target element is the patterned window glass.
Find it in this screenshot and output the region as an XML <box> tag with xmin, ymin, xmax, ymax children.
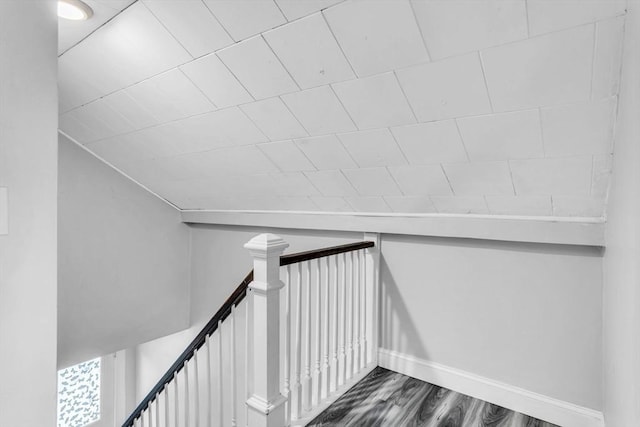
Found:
<box><xmin>57</xmin><ymin>358</ymin><xmax>101</xmax><ymax>427</ymax></box>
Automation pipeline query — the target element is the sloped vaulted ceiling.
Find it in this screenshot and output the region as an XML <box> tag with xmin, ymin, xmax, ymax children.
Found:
<box><xmin>58</xmin><ymin>0</ymin><xmax>625</xmax><ymax>217</ymax></box>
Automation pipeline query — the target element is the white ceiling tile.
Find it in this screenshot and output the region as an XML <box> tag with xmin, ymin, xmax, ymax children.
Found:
<box><xmin>125</xmin><ymin>69</ymin><xmax>215</xmax><ymax>123</ymax></box>
<box><xmin>59</xmin><ymin>112</ymin><xmax>106</xmax><ymax>144</ymax></box>
<box><xmin>323</xmin><ymin>0</ymin><xmax>429</xmax><ymax>77</ymax></box>
<box><xmin>345</xmin><ymin>197</ymin><xmax>391</xmax><ymax>213</ymax></box>
<box><xmin>191</xmin><ymin>146</ymin><xmax>280</xmax><ymax>177</ymax></box>
<box><xmin>510</xmin><ymin>157</ymin><xmax>593</xmax><ymax>195</ymax></box>
<box><xmin>443</xmin><ymin>161</ymin><xmax>514</xmax><ymax>196</ymax></box>
<box><xmin>309</xmin><ymin>196</ymin><xmax>353</xmax><ymax>212</ymax></box>
<box><xmin>142</xmin><ymin>0</ymin><xmax>233</xmax><ymax>57</ymax></box>
<box><xmin>94</xmin><ymin>0</ymin><xmax>136</xmax><ymax>10</ymax></box>
<box><xmin>387</xmin><ymin>165</ymin><xmax>452</xmax><ymax>196</ymax></box>
<box><xmin>332</xmin><ymin>73</ymin><xmax>416</xmax><ymax>130</ymax></box>
<box><xmin>390</xmin><ymin>120</ymin><xmax>468</xmax><ymax>165</ymax></box>
<box><xmin>270</xmin><ymin>172</ymin><xmax>320</xmax><ymax>197</ymax></box>
<box><xmin>337</xmin><ymin>129</ymin><xmax>407</xmax><ymax>167</ymax></box>
<box><xmin>481</xmin><ymin>26</ymin><xmax>594</xmax><ymax>111</ymax></box>
<box><xmin>118</xmin><ymin>126</ymin><xmax>191</xmax><ymax>159</ymax></box>
<box><xmin>591</xmin><ymin>154</ymin><xmax>612</xmax><ymax>198</ymax></box>
<box><xmin>58</xmin><ymin>0</ymin><xmax>132</xmax><ymax>54</ymax></box>
<box><xmin>151</xmin><ymin>155</ymin><xmax>209</xmax><ymax>181</ymax></box>
<box><xmin>275</xmin><ymin>0</ymin><xmax>343</xmax><ymax>21</ymax></box>
<box><xmin>203</xmin><ymin>0</ymin><xmax>286</xmax><ymax>41</ymax></box>
<box><xmin>384</xmin><ymin>196</ymin><xmax>436</xmax><ymax>213</ymax></box>
<box><xmin>240</xmin><ymin>97</ymin><xmax>307</xmax><ymax>141</ymax></box>
<box><xmin>527</xmin><ymin>0</ymin><xmax>625</xmax><ymax>36</ymax></box>
<box><xmin>342</xmin><ymin>167</ymin><xmax>402</xmax><ymax>196</ymax></box>
<box><xmin>541</xmin><ymin>97</ymin><xmax>616</xmax><ymax>157</ymax></box>
<box><xmin>396</xmin><ymin>53</ymin><xmax>492</xmax><ymax>122</ymax></box>
<box><xmin>258</xmin><ymin>196</ymin><xmax>319</xmax><ymax>211</ymax></box>
<box><xmin>87</xmin><ymin>133</ymin><xmax>152</xmax><ymax>165</ymax></box>
<box><xmin>411</xmin><ymin>0</ymin><xmax>527</xmax><ymax>60</ymax></box>
<box><xmin>179</xmin><ymin>53</ymin><xmax>253</xmax><ymax>108</ymax></box>
<box><xmin>58</xmin><ymin>58</ymin><xmax>104</xmax><ymax>113</ymax></box>
<box><xmin>305</xmin><ymin>170</ymin><xmax>358</xmax><ymax>196</ymax></box>
<box><xmin>295</xmin><ymin>135</ymin><xmax>357</xmax><ymax>170</ymax></box>
<box><xmin>133</xmin><ymin>107</ymin><xmax>269</xmax><ymax>156</ymax></box>
<box><xmin>264</xmin><ymin>13</ymin><xmax>354</xmax><ymax>89</ymax></box>
<box><xmin>102</xmin><ymin>90</ymin><xmax>159</xmax><ymax>130</ymax></box>
<box><xmin>58</xmin><ymin>2</ymin><xmax>191</xmax><ymax>111</ymax></box>
<box><xmin>430</xmin><ymin>196</ymin><xmax>489</xmax><ymax>214</ymax></box>
<box><xmin>258</xmin><ymin>140</ymin><xmax>316</xmax><ymax>172</ymax></box>
<box><xmin>552</xmin><ymin>196</ymin><xmax>604</xmax><ymax>217</ymax></box>
<box><xmin>217</xmin><ymin>36</ymin><xmax>299</xmax><ymax>100</ymax></box>
<box><xmin>282</xmin><ymin>86</ymin><xmax>356</xmax><ymax>135</ymax></box>
<box><xmin>485</xmin><ymin>195</ymin><xmax>552</xmax><ymax>216</ymax></box>
<box><xmin>456</xmin><ymin>110</ymin><xmax>544</xmax><ymax>161</ymax></box>
<box><xmin>113</xmin><ymin>156</ymin><xmax>189</xmax><ymax>183</ymax></box>
<box><xmin>60</xmin><ymin>98</ymin><xmax>135</xmax><ymax>143</ymax></box>
<box><xmin>592</xmin><ymin>16</ymin><xmax>624</xmax><ymax>100</ymax></box>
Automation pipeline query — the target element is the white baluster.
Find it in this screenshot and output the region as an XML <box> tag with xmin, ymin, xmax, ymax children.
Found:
<box><xmin>244</xmin><ymin>234</ymin><xmax>288</xmax><ymax>427</ymax></box>
<box><xmin>205</xmin><ymin>334</ymin><xmax>212</xmax><ymax>427</ymax></box>
<box><xmin>283</xmin><ymin>265</ymin><xmax>292</xmax><ymax>425</ymax></box>
<box><xmin>303</xmin><ymin>261</ymin><xmax>312</xmax><ymax>412</ymax></box>
<box><xmin>174</xmin><ymin>373</ymin><xmax>179</xmax><ymax>427</ymax></box>
<box><xmin>314</xmin><ymin>258</ymin><xmax>322</xmax><ymax>406</ymax></box>
<box><xmin>322</xmin><ymin>256</ymin><xmax>330</xmax><ymax>399</ymax></box>
<box><xmin>293</xmin><ymin>263</ymin><xmax>302</xmax><ymax>420</ymax></box>
<box><xmin>360</xmin><ymin>249</ymin><xmax>367</xmax><ymax>369</ymax></box>
<box><xmin>184</xmin><ymin>361</ymin><xmax>190</xmax><ymax>427</ymax></box>
<box><xmin>245</xmin><ymin>296</ymin><xmax>250</xmax><ymax>427</ymax></box>
<box><xmin>339</xmin><ymin>252</ymin><xmax>347</xmax><ymax>386</ymax></box>
<box><xmin>231</xmin><ymin>305</ymin><xmax>237</xmax><ymax>427</ymax></box>
<box><xmin>155</xmin><ymin>393</ymin><xmax>160</xmax><ymax>427</ymax></box>
<box><xmin>218</xmin><ymin>322</ymin><xmax>224</xmax><ymax>427</ymax></box>
<box><xmin>354</xmin><ymin>250</ymin><xmax>361</xmax><ymax>373</ymax></box>
<box><xmin>193</xmin><ymin>350</ymin><xmax>200</xmax><ymax>427</ymax></box>
<box><xmin>347</xmin><ymin>251</ymin><xmax>354</xmax><ymax>381</ymax></box>
<box><xmin>331</xmin><ymin>255</ymin><xmax>339</xmax><ymax>393</ymax></box>
<box><xmin>164</xmin><ymin>384</ymin><xmax>169</xmax><ymax>427</ymax></box>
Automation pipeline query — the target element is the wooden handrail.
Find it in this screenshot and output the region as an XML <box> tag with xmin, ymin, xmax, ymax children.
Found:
<box><xmin>122</xmin><ymin>240</ymin><xmax>374</xmax><ymax>427</ymax></box>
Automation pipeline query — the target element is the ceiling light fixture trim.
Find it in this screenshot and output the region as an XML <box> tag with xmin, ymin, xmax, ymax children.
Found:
<box><xmin>58</xmin><ymin>0</ymin><xmax>94</xmax><ymax>21</ymax></box>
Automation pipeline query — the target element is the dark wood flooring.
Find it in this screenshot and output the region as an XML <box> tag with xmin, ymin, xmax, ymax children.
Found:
<box><xmin>308</xmin><ymin>367</ymin><xmax>558</xmax><ymax>426</ymax></box>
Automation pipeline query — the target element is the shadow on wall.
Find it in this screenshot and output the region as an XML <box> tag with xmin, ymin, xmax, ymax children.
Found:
<box><xmin>379</xmin><ymin>255</ymin><xmax>430</xmax><ymax>360</ymax></box>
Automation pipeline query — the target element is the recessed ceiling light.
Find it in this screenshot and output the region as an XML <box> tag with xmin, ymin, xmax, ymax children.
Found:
<box><xmin>58</xmin><ymin>0</ymin><xmax>93</xmax><ymax>21</ymax></box>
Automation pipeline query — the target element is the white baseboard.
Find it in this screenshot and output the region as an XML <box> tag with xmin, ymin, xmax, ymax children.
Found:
<box><xmin>378</xmin><ymin>349</ymin><xmax>604</xmax><ymax>427</ymax></box>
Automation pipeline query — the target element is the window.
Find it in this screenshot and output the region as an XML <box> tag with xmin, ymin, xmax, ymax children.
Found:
<box><xmin>57</xmin><ymin>357</ymin><xmax>101</xmax><ymax>427</ymax></box>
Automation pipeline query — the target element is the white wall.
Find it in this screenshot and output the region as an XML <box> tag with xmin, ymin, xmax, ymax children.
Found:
<box><xmin>603</xmin><ymin>3</ymin><xmax>640</xmax><ymax>426</ymax></box>
<box><xmin>58</xmin><ymin>136</ymin><xmax>191</xmax><ymax>368</ymax></box>
<box><xmin>0</xmin><ymin>1</ymin><xmax>58</xmax><ymax>425</ymax></box>
<box><xmin>380</xmin><ymin>235</ymin><xmax>603</xmax><ymax>410</ymax></box>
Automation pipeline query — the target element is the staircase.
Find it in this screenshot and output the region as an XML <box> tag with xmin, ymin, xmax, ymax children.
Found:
<box><xmin>123</xmin><ymin>233</ymin><xmax>380</xmax><ymax>427</ymax></box>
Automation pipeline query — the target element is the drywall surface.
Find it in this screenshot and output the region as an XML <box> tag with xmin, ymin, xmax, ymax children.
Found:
<box><xmin>380</xmin><ymin>234</ymin><xmax>603</xmax><ymax>410</ymax></box>
<box><xmin>603</xmin><ymin>5</ymin><xmax>640</xmax><ymax>426</ymax></box>
<box><xmin>0</xmin><ymin>1</ymin><xmax>58</xmax><ymax>425</ymax></box>
<box><xmin>135</xmin><ymin>224</ymin><xmax>362</xmax><ymax>401</ymax></box>
<box><xmin>58</xmin><ymin>137</ymin><xmax>190</xmax><ymax>368</ymax></box>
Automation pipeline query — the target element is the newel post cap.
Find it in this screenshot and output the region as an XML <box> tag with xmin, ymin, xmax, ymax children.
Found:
<box><xmin>244</xmin><ymin>233</ymin><xmax>289</xmax><ymax>257</ymax></box>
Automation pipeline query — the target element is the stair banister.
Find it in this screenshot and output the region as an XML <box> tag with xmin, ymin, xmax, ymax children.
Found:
<box><xmin>244</xmin><ymin>233</ymin><xmax>289</xmax><ymax>427</ymax></box>
<box><xmin>121</xmin><ymin>237</ymin><xmax>376</xmax><ymax>427</ymax></box>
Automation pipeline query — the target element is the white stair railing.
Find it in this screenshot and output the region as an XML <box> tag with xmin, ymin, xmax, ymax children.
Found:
<box><xmin>123</xmin><ymin>233</ymin><xmax>379</xmax><ymax>427</ymax></box>
<box><xmin>265</xmin><ymin>233</ymin><xmax>380</xmax><ymax>425</ymax></box>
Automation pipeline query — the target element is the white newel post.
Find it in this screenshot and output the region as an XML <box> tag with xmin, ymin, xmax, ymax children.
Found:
<box><xmin>245</xmin><ymin>233</ymin><xmax>289</xmax><ymax>427</ymax></box>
